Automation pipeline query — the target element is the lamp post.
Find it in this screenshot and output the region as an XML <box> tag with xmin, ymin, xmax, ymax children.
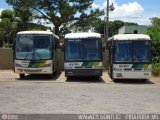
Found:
<box><xmin>104</xmin><ymin>0</ymin><xmax>114</xmax><ymax>44</ymax></box>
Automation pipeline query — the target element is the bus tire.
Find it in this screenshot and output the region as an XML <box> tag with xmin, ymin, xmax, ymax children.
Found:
<box><xmin>141</xmin><ymin>79</ymin><xmax>147</xmax><ymax>82</ymax></box>
<box><xmin>19</xmin><ymin>74</ymin><xmax>25</xmax><ymax>79</ymax></box>
<box><xmin>49</xmin><ymin>74</ymin><xmax>54</xmax><ymax>79</ymax></box>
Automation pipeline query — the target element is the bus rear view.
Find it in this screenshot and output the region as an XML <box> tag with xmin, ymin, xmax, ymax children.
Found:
<box><xmin>107</xmin><ymin>34</ymin><xmax>152</xmax><ymax>80</ymax></box>
<box><xmin>64</xmin><ymin>33</ymin><xmax>102</xmax><ymax>78</ymax></box>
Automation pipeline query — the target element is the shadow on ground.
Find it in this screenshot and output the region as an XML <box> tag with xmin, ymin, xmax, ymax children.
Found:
<box><xmin>16</xmin><ymin>72</ymin><xmax>62</xmax><ymax>81</ymax></box>
<box><xmin>66</xmin><ymin>76</ymin><xmax>105</xmax><ymax>83</ymax></box>
<box><xmin>112</xmin><ymin>79</ymin><xmax>154</xmax><ymax>84</ymax></box>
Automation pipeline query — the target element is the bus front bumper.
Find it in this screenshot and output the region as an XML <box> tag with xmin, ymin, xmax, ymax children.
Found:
<box><xmin>113</xmin><ymin>71</ymin><xmax>151</xmax><ymax>79</ymax></box>
<box><xmin>65</xmin><ymin>69</ymin><xmax>102</xmax><ymax>77</ymax></box>
<box><xmin>15</xmin><ymin>67</ymin><xmax>53</xmax><ymax>74</ymax></box>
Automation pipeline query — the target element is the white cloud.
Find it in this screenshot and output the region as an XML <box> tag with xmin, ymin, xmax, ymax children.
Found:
<box><xmin>110</xmin><ymin>2</ymin><xmax>144</xmax><ymax>18</ymax></box>
<box><xmin>91</xmin><ymin>1</ymin><xmax>153</xmax><ymax>25</ymax></box>
<box><xmin>0</xmin><ymin>8</ymin><xmax>4</xmax><ymax>15</ymax></box>
<box><xmin>92</xmin><ymin>3</ymin><xmax>101</xmax><ymax>9</ymax></box>
<box><xmin>0</xmin><ymin>8</ymin><xmax>5</xmax><ymax>21</ymax></box>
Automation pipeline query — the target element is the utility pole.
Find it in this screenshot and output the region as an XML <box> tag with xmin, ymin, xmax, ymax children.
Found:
<box><xmin>106</xmin><ymin>0</ymin><xmax>109</xmax><ymax>42</ymax></box>
<box><xmin>104</xmin><ymin>0</ymin><xmax>114</xmax><ymax>45</ymax></box>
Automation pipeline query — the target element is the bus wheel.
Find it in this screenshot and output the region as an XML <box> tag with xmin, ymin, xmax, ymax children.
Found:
<box><xmin>49</xmin><ymin>73</ymin><xmax>54</xmax><ymax>79</ymax></box>
<box><xmin>141</xmin><ymin>79</ymin><xmax>147</xmax><ymax>82</ymax></box>
<box><xmin>19</xmin><ymin>74</ymin><xmax>25</xmax><ymax>79</ymax></box>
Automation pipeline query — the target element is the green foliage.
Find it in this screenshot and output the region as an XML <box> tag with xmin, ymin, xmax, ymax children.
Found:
<box><xmin>0</xmin><ymin>8</ymin><xmax>49</xmax><ymax>47</ymax></box>
<box><xmin>0</xmin><ymin>9</ymin><xmax>13</xmax><ymax>19</ymax></box>
<box><xmin>109</xmin><ymin>20</ymin><xmax>124</xmax><ymax>37</ymax></box>
<box><xmin>152</xmin><ymin>63</ymin><xmax>160</xmax><ymax>77</ymax></box>
<box><xmin>6</xmin><ymin>0</ymin><xmax>104</xmax><ymax>37</ymax></box>
<box><xmin>147</xmin><ymin>22</ymin><xmax>160</xmax><ymax>58</ymax></box>
<box><xmin>152</xmin><ymin>56</ymin><xmax>160</xmax><ymax>64</ymax></box>
<box><xmin>146</xmin><ymin>17</ymin><xmax>160</xmax><ymax>76</ymax></box>
<box><xmin>0</xmin><ymin>10</ymin><xmax>17</xmax><ymax>47</ymax></box>
<box><xmin>150</xmin><ymin>17</ymin><xmax>160</xmax><ymax>27</ymax></box>
<box><xmin>13</xmin><ymin>6</ymin><xmax>33</xmax><ymax>30</ymax></box>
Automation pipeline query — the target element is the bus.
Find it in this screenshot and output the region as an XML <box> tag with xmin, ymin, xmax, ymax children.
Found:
<box><xmin>14</xmin><ymin>31</ymin><xmax>60</xmax><ymax>79</ymax></box>
<box><xmin>107</xmin><ymin>34</ymin><xmax>152</xmax><ymax>80</ymax></box>
<box><xmin>64</xmin><ymin>32</ymin><xmax>102</xmax><ymax>78</ymax></box>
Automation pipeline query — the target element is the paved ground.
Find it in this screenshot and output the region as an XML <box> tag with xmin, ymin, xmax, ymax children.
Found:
<box><xmin>0</xmin><ymin>70</ymin><xmax>159</xmax><ymax>84</ymax></box>
<box><xmin>0</xmin><ymin>70</ymin><xmax>160</xmax><ymax>115</ymax></box>
<box><xmin>0</xmin><ymin>81</ymin><xmax>160</xmax><ymax>114</ymax></box>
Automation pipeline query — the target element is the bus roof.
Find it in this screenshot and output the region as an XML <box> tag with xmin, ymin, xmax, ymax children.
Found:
<box><xmin>17</xmin><ymin>31</ymin><xmax>59</xmax><ymax>39</ymax></box>
<box><xmin>108</xmin><ymin>34</ymin><xmax>151</xmax><ymax>41</ymax></box>
<box><xmin>17</xmin><ymin>31</ymin><xmax>54</xmax><ymax>35</ymax></box>
<box><xmin>65</xmin><ymin>32</ymin><xmax>101</xmax><ymax>39</ymax></box>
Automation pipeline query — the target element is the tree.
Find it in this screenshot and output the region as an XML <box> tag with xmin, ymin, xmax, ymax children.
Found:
<box><xmin>13</xmin><ymin>6</ymin><xmax>33</xmax><ymax>30</ymax></box>
<box><xmin>147</xmin><ymin>17</ymin><xmax>160</xmax><ymax>76</ymax></box>
<box><xmin>0</xmin><ymin>9</ymin><xmax>22</xmax><ymax>47</ymax></box>
<box><xmin>147</xmin><ymin>17</ymin><xmax>160</xmax><ymax>63</ymax></box>
<box><xmin>6</xmin><ymin>0</ymin><xmax>104</xmax><ymax>37</ymax></box>
<box><xmin>0</xmin><ymin>9</ymin><xmax>13</xmax><ymax>19</ymax></box>
<box><xmin>108</xmin><ymin>20</ymin><xmax>124</xmax><ymax>37</ymax></box>
<box><xmin>0</xmin><ymin>8</ymin><xmax>50</xmax><ymax>47</ymax></box>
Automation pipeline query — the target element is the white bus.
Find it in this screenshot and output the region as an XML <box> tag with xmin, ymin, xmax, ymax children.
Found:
<box><xmin>14</xmin><ymin>31</ymin><xmax>60</xmax><ymax>79</ymax></box>
<box><xmin>107</xmin><ymin>34</ymin><xmax>152</xmax><ymax>80</ymax></box>
<box><xmin>64</xmin><ymin>33</ymin><xmax>102</xmax><ymax>78</ymax></box>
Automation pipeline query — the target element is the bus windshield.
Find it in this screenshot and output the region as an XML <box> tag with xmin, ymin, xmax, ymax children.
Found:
<box><xmin>114</xmin><ymin>40</ymin><xmax>151</xmax><ymax>63</ymax></box>
<box><xmin>16</xmin><ymin>35</ymin><xmax>52</xmax><ymax>60</ymax></box>
<box><xmin>114</xmin><ymin>41</ymin><xmax>132</xmax><ymax>62</ymax></box>
<box><xmin>133</xmin><ymin>41</ymin><xmax>151</xmax><ymax>62</ymax></box>
<box><xmin>65</xmin><ymin>38</ymin><xmax>101</xmax><ymax>61</ymax></box>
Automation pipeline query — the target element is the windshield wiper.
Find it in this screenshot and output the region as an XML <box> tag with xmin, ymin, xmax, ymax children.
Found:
<box><xmin>24</xmin><ymin>52</ymin><xmax>31</xmax><ymax>60</ymax></box>
<box><xmin>35</xmin><ymin>52</ymin><xmax>42</xmax><ymax>60</ymax></box>
<box><xmin>33</xmin><ymin>49</ymin><xmax>42</xmax><ymax>60</ymax></box>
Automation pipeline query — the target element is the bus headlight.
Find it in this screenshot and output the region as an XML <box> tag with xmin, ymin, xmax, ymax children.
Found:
<box><xmin>45</xmin><ymin>63</ymin><xmax>52</xmax><ymax>67</ymax></box>
<box><xmin>15</xmin><ymin>63</ymin><xmax>22</xmax><ymax>67</ymax></box>
<box><xmin>116</xmin><ymin>73</ymin><xmax>123</xmax><ymax>77</ymax></box>
<box><xmin>114</xmin><ymin>68</ymin><xmax>122</xmax><ymax>71</ymax></box>
<box><xmin>144</xmin><ymin>73</ymin><xmax>149</xmax><ymax>76</ymax></box>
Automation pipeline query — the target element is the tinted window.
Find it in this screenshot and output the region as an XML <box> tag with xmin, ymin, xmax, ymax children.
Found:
<box><xmin>83</xmin><ymin>39</ymin><xmax>101</xmax><ymax>60</ymax></box>
<box><xmin>114</xmin><ymin>41</ymin><xmax>132</xmax><ymax>62</ymax></box>
<box><xmin>65</xmin><ymin>38</ymin><xmax>101</xmax><ymax>61</ymax></box>
<box><xmin>16</xmin><ymin>35</ymin><xmax>33</xmax><ymax>59</ymax></box>
<box><xmin>65</xmin><ymin>40</ymin><xmax>83</xmax><ymax>61</ymax></box>
<box><xmin>133</xmin><ymin>41</ymin><xmax>151</xmax><ymax>62</ymax></box>
<box><xmin>16</xmin><ymin>35</ymin><xmax>52</xmax><ymax>60</ymax></box>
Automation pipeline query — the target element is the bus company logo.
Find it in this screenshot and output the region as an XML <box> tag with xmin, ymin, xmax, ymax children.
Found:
<box><xmin>1</xmin><ymin>114</ymin><xmax>8</xmax><ymax>120</ymax></box>
<box><xmin>119</xmin><ymin>65</ymin><xmax>130</xmax><ymax>68</ymax></box>
<box><xmin>69</xmin><ymin>63</ymin><xmax>80</xmax><ymax>66</ymax></box>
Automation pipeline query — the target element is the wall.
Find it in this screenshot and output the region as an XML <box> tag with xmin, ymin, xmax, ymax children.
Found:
<box><xmin>118</xmin><ymin>25</ymin><xmax>147</xmax><ymax>34</ymax></box>
<box><xmin>0</xmin><ymin>48</ymin><xmax>13</xmax><ymax>69</ymax></box>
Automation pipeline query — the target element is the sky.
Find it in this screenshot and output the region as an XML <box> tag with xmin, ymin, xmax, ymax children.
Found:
<box><xmin>0</xmin><ymin>0</ymin><xmax>160</xmax><ymax>25</ymax></box>
<box><xmin>93</xmin><ymin>0</ymin><xmax>160</xmax><ymax>25</ymax></box>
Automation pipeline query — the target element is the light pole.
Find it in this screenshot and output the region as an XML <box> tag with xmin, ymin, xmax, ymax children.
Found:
<box><xmin>104</xmin><ymin>0</ymin><xmax>114</xmax><ymax>44</ymax></box>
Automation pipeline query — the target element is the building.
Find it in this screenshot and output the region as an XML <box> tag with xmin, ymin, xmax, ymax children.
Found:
<box><xmin>118</xmin><ymin>25</ymin><xmax>147</xmax><ymax>34</ymax></box>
